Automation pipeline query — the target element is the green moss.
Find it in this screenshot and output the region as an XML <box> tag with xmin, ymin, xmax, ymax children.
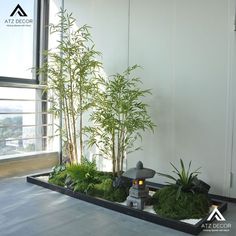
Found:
<box><xmin>153</xmin><ymin>186</ymin><xmax>210</xmax><ymax>220</ymax></box>
<box><xmin>111</xmin><ymin>188</ymin><xmax>127</xmax><ymax>202</ymax></box>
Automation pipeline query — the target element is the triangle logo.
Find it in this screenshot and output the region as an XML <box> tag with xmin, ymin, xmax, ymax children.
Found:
<box><xmin>10</xmin><ymin>4</ymin><xmax>27</xmax><ymax>17</ymax></box>
<box><xmin>207</xmin><ymin>207</ymin><xmax>226</xmax><ymax>221</ymax></box>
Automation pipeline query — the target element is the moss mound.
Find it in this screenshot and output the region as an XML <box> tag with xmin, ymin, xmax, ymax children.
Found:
<box><xmin>153</xmin><ymin>186</ymin><xmax>210</xmax><ymax>220</ymax></box>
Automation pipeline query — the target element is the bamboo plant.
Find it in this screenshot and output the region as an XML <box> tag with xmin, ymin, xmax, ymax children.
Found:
<box><xmin>39</xmin><ymin>10</ymin><xmax>102</xmax><ymax>164</ymax></box>
<box><xmin>87</xmin><ymin>65</ymin><xmax>155</xmax><ymax>176</ymax></box>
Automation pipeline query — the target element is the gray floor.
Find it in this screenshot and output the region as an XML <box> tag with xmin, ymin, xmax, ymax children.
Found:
<box><xmin>0</xmin><ymin>177</ymin><xmax>235</xmax><ymax>236</ymax></box>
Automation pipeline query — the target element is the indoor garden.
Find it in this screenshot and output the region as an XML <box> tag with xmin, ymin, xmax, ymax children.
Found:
<box><xmin>27</xmin><ymin>9</ymin><xmax>228</xmax><ymax>236</ymax></box>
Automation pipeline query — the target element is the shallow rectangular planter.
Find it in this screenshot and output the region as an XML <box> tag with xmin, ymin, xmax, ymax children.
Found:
<box><xmin>27</xmin><ymin>173</ymin><xmax>227</xmax><ymax>235</ymax></box>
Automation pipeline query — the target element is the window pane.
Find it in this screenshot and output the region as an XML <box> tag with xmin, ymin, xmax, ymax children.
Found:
<box><xmin>0</xmin><ymin>0</ymin><xmax>36</xmax><ymax>79</ymax></box>
<box><xmin>0</xmin><ymin>87</ymin><xmax>50</xmax><ymax>157</ymax></box>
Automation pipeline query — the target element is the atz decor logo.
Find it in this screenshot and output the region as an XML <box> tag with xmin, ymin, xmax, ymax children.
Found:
<box><xmin>4</xmin><ymin>4</ymin><xmax>33</xmax><ymax>27</ymax></box>
<box><xmin>10</xmin><ymin>4</ymin><xmax>27</xmax><ymax>17</ymax></box>
<box><xmin>201</xmin><ymin>207</ymin><xmax>231</xmax><ymax>233</ymax></box>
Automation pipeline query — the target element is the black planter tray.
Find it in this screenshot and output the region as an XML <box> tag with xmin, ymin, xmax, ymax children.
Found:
<box><xmin>27</xmin><ymin>172</ymin><xmax>228</xmax><ymax>235</ymax></box>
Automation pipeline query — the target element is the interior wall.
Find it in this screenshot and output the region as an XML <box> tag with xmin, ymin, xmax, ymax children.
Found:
<box><xmin>128</xmin><ymin>0</ymin><xmax>176</xmax><ymax>188</ymax></box>
<box><xmin>64</xmin><ymin>0</ymin><xmax>129</xmax><ymax>76</ymax></box>
<box><xmin>0</xmin><ymin>152</ymin><xmax>58</xmax><ymax>179</ymax></box>
<box><xmin>128</xmin><ymin>0</ymin><xmax>235</xmax><ymax>197</ymax></box>
<box><xmin>52</xmin><ymin>0</ymin><xmax>236</xmax><ymax>196</ymax></box>
<box><xmin>230</xmin><ymin>0</ymin><xmax>236</xmax><ymax>198</ymax></box>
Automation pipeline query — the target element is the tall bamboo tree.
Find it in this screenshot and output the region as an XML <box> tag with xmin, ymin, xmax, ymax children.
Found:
<box><xmin>39</xmin><ymin>10</ymin><xmax>102</xmax><ymax>164</ymax></box>
<box><xmin>87</xmin><ymin>65</ymin><xmax>155</xmax><ymax>176</ymax></box>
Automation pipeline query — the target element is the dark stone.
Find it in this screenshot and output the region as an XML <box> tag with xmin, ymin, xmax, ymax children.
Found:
<box><xmin>122</xmin><ymin>161</ymin><xmax>156</xmax><ymax>179</ymax></box>
<box><xmin>192</xmin><ymin>177</ymin><xmax>211</xmax><ymax>194</ymax></box>
<box><xmin>112</xmin><ymin>176</ymin><xmax>132</xmax><ymax>189</ymax></box>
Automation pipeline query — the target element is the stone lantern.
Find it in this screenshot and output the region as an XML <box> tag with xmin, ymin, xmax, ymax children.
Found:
<box><xmin>122</xmin><ymin>161</ymin><xmax>155</xmax><ymax>210</ymax></box>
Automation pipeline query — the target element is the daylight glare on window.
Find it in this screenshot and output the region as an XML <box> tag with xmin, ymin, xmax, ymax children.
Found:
<box><xmin>0</xmin><ymin>0</ymin><xmax>53</xmax><ymax>159</ymax></box>
<box><xmin>0</xmin><ymin>0</ymin><xmax>36</xmax><ymax>79</ymax></box>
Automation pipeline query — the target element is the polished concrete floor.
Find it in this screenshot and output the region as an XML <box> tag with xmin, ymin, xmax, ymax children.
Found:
<box><xmin>0</xmin><ymin>176</ymin><xmax>236</xmax><ymax>236</ymax></box>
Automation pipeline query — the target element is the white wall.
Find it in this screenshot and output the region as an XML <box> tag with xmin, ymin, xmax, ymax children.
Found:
<box><xmin>128</xmin><ymin>0</ymin><xmax>176</xmax><ymax>187</ymax></box>
<box><xmin>230</xmin><ymin>0</ymin><xmax>236</xmax><ymax>198</ymax></box>
<box><xmin>52</xmin><ymin>0</ymin><xmax>236</xmax><ymax>196</ymax></box>
<box><xmin>64</xmin><ymin>0</ymin><xmax>129</xmax><ymax>75</ymax></box>
<box><xmin>128</xmin><ymin>0</ymin><xmax>236</xmax><ymax>197</ymax></box>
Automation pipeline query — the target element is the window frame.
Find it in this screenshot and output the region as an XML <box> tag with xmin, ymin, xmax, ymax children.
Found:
<box><xmin>0</xmin><ymin>0</ymin><xmax>49</xmax><ymax>85</ymax></box>
<box><xmin>0</xmin><ymin>0</ymin><xmax>51</xmax><ymax>157</ymax></box>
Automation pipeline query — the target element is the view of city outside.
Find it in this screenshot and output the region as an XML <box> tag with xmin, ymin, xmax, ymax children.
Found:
<box><xmin>0</xmin><ymin>0</ymin><xmax>45</xmax><ymax>158</ymax></box>
<box><xmin>0</xmin><ymin>87</ymin><xmax>40</xmax><ymax>157</ymax></box>
<box><xmin>0</xmin><ymin>0</ymin><xmax>56</xmax><ymax>158</ymax></box>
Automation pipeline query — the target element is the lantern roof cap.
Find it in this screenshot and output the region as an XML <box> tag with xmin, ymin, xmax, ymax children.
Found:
<box><xmin>122</xmin><ymin>161</ymin><xmax>156</xmax><ymax>179</ymax></box>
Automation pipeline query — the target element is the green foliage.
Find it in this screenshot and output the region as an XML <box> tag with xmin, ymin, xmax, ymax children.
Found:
<box><xmin>66</xmin><ymin>159</ymin><xmax>98</xmax><ymax>193</ymax></box>
<box><xmin>38</xmin><ymin>10</ymin><xmax>102</xmax><ymax>164</ymax></box>
<box><xmin>157</xmin><ymin>159</ymin><xmax>201</xmax><ymax>199</ymax></box>
<box><xmin>50</xmin><ymin>164</ymin><xmax>67</xmax><ymax>178</ymax></box>
<box><xmin>111</xmin><ymin>188</ymin><xmax>128</xmax><ymax>202</ymax></box>
<box><xmin>93</xmin><ymin>178</ymin><xmax>113</xmax><ymax>196</ymax></box>
<box><xmin>87</xmin><ymin>65</ymin><xmax>155</xmax><ymax>176</ymax></box>
<box><xmin>48</xmin><ymin>171</ymin><xmax>67</xmax><ymax>187</ymax></box>
<box><xmin>48</xmin><ymin>164</ymin><xmax>67</xmax><ymax>187</ymax></box>
<box><xmin>152</xmin><ymin>186</ymin><xmax>210</xmax><ymax>220</ymax></box>
<box><xmin>48</xmin><ymin>161</ymin><xmax>128</xmax><ymax>202</ymax></box>
<box><xmin>92</xmin><ymin>178</ymin><xmax>127</xmax><ymax>202</ymax></box>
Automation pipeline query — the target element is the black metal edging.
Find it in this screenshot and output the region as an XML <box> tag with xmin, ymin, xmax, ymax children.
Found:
<box><xmin>27</xmin><ymin>173</ymin><xmax>228</xmax><ymax>235</ymax></box>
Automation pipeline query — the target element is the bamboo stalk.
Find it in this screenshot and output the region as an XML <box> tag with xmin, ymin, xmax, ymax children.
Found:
<box><xmin>112</xmin><ymin>129</ymin><xmax>116</xmax><ymax>176</ymax></box>
<box><xmin>79</xmin><ymin>80</ymin><xmax>83</xmax><ymax>163</ymax></box>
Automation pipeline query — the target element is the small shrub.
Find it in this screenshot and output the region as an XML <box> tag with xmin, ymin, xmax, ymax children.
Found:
<box><xmin>48</xmin><ymin>170</ymin><xmax>67</xmax><ymax>187</ymax></box>
<box><xmin>157</xmin><ymin>159</ymin><xmax>210</xmax><ymax>199</ymax></box>
<box><xmin>93</xmin><ymin>179</ymin><xmax>113</xmax><ymax>197</ymax></box>
<box><xmin>92</xmin><ymin>177</ymin><xmax>128</xmax><ymax>202</ymax></box>
<box><xmin>66</xmin><ymin>159</ymin><xmax>99</xmax><ymax>193</ymax></box>
<box><xmin>111</xmin><ymin>188</ymin><xmax>127</xmax><ymax>202</ymax></box>
<box><xmin>48</xmin><ymin>164</ymin><xmax>67</xmax><ymax>186</ymax></box>
<box><xmin>49</xmin><ymin>164</ymin><xmax>66</xmax><ymax>179</ymax></box>
<box><xmin>48</xmin><ymin>161</ymin><xmax>128</xmax><ymax>202</ymax></box>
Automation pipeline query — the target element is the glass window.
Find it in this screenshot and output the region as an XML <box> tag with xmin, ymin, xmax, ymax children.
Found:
<box><xmin>0</xmin><ymin>87</ymin><xmax>53</xmax><ymax>158</ymax></box>
<box><xmin>0</xmin><ymin>1</ymin><xmax>53</xmax><ymax>159</ymax></box>
<box><xmin>0</xmin><ymin>0</ymin><xmax>36</xmax><ymax>80</ymax></box>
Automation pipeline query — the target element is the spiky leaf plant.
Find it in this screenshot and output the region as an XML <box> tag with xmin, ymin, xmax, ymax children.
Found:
<box><xmin>157</xmin><ymin>159</ymin><xmax>201</xmax><ymax>199</ymax></box>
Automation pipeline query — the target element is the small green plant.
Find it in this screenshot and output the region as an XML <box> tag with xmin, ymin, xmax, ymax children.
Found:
<box><xmin>66</xmin><ymin>158</ymin><xmax>98</xmax><ymax>193</ymax></box>
<box><xmin>157</xmin><ymin>159</ymin><xmax>201</xmax><ymax>199</ymax></box>
<box><xmin>87</xmin><ymin>65</ymin><xmax>155</xmax><ymax>176</ymax></box>
<box><xmin>50</xmin><ymin>164</ymin><xmax>66</xmax><ymax>177</ymax></box>
<box><xmin>48</xmin><ymin>161</ymin><xmax>128</xmax><ymax>202</ymax></box>
<box><xmin>49</xmin><ymin>164</ymin><xmax>67</xmax><ymax>186</ymax></box>
<box><xmin>92</xmin><ymin>178</ymin><xmax>128</xmax><ymax>202</ymax></box>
